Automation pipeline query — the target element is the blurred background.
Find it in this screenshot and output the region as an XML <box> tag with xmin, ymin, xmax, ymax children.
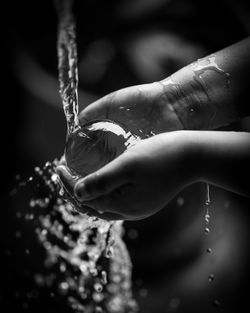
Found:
<box><xmin>2</xmin><ymin>0</ymin><xmax>250</xmax><ymax>312</ymax></box>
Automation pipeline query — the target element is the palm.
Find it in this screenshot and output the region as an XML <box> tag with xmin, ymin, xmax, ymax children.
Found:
<box><xmin>79</xmin><ymin>82</ymin><xmax>183</xmax><ymax>137</ymax></box>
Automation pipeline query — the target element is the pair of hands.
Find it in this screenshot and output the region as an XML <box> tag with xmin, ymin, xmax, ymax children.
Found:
<box><xmin>56</xmin><ymin>82</ymin><xmax>194</xmax><ymax>220</ymax></box>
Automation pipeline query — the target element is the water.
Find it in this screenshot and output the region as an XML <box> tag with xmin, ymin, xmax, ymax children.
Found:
<box><xmin>65</xmin><ymin>119</ymin><xmax>139</xmax><ymax>177</ymax></box>
<box><xmin>12</xmin><ymin>160</ymin><xmax>137</xmax><ymax>313</ymax></box>
<box><xmin>10</xmin><ymin>0</ymin><xmax>222</xmax><ymax>310</ymax></box>
<box><xmin>55</xmin><ymin>0</ymin><xmax>138</xmax><ymax>311</ymax></box>
<box><xmin>55</xmin><ymin>0</ymin><xmax>80</xmax><ymax>136</ymax></box>
<box><xmin>204</xmin><ymin>183</ymin><xmax>210</xmax><ymax>232</ymax></box>
<box><xmin>10</xmin><ymin>0</ymin><xmax>138</xmax><ymax>312</ymax></box>
<box><xmin>192</xmin><ymin>55</ymin><xmax>230</xmax><ymax>89</ymax></box>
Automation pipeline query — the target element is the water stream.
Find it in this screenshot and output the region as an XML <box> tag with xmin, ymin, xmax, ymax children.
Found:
<box><xmin>10</xmin><ymin>1</ymin><xmax>138</xmax><ymax>312</ymax></box>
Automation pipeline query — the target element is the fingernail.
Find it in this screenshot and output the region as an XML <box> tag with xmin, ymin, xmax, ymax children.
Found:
<box><xmin>75</xmin><ymin>182</ymin><xmax>88</xmax><ymax>200</ymax></box>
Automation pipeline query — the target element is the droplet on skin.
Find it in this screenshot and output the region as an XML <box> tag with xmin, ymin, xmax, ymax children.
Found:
<box><xmin>192</xmin><ymin>55</ymin><xmax>230</xmax><ymax>89</ymax></box>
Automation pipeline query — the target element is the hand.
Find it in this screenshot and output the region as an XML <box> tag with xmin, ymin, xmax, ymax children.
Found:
<box><xmin>79</xmin><ymin>82</ymin><xmax>184</xmax><ymax>137</ymax></box>
<box><xmin>56</xmin><ymin>131</ymin><xmax>196</xmax><ymax>220</ymax></box>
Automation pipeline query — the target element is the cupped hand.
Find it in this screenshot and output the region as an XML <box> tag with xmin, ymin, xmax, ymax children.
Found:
<box><xmin>56</xmin><ymin>131</ymin><xmax>197</xmax><ymax>220</ymax></box>
<box><xmin>79</xmin><ymin>82</ymin><xmax>184</xmax><ymax>137</ymax></box>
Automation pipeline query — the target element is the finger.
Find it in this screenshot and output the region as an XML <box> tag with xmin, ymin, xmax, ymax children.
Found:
<box><xmin>74</xmin><ymin>156</ymin><xmax>131</xmax><ymax>201</ymax></box>
<box><xmin>56</xmin><ymin>165</ymin><xmax>76</xmax><ymax>195</ymax></box>
<box><xmin>84</xmin><ymin>195</ymin><xmax>125</xmax><ymax>220</ymax></box>
<box><xmin>59</xmin><ymin>154</ymin><xmax>66</xmax><ymax>165</ymax></box>
<box><xmin>84</xmin><ymin>205</ymin><xmax>124</xmax><ymax>221</ymax></box>
<box><xmin>78</xmin><ymin>94</ymin><xmax>111</xmax><ymax>124</ymax></box>
<box><xmin>71</xmin><ymin>199</ymin><xmax>123</xmax><ymax>220</ymax></box>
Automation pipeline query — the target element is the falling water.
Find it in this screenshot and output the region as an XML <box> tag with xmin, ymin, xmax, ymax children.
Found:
<box><xmin>10</xmin><ymin>1</ymin><xmax>138</xmax><ymax>312</ymax></box>
<box><xmin>55</xmin><ymin>0</ymin><xmax>80</xmax><ymax>136</ymax></box>
<box><xmin>54</xmin><ymin>0</ymin><xmax>138</xmax><ymax>312</ymax></box>
<box><xmin>11</xmin><ymin>161</ymin><xmax>137</xmax><ymax>313</ymax></box>
<box><xmin>204</xmin><ymin>183</ymin><xmax>210</xmax><ymax>232</ymax></box>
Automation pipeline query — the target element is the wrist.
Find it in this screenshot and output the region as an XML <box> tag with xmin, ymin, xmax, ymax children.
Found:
<box><xmin>159</xmin><ymin>53</ymin><xmax>236</xmax><ymax>131</ymax></box>
<box><xmin>160</xmin><ymin>69</ymin><xmax>217</xmax><ymax>130</ymax></box>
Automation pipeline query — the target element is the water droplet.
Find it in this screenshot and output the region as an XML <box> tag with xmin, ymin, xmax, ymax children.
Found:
<box><xmin>101</xmin><ymin>271</ymin><xmax>107</xmax><ymax>285</ymax></box>
<box><xmin>205</xmin><ymin>213</ymin><xmax>210</xmax><ymax>224</ymax></box>
<box><xmin>41</xmin><ymin>229</ymin><xmax>48</xmax><ymax>236</ymax></box>
<box><xmin>34</xmin><ymin>274</ymin><xmax>45</xmax><ymax>286</ymax></box>
<box><xmin>176</xmin><ymin>197</ymin><xmax>184</xmax><ymax>206</ymax></box>
<box><xmin>213</xmin><ymin>299</ymin><xmax>221</xmax><ymax>307</ymax></box>
<box><xmin>15</xmin><ymin>231</ymin><xmax>22</xmax><ymax>238</ymax></box>
<box><xmin>16</xmin><ymin>212</ymin><xmax>22</xmax><ymax>218</ymax></box>
<box><xmin>50</xmin><ymin>292</ymin><xmax>55</xmax><ymax>298</ymax></box>
<box><xmin>60</xmin><ymin>263</ymin><xmax>66</xmax><ymax>272</ymax></box>
<box><xmin>139</xmin><ymin>288</ymin><xmax>148</xmax><ymax>297</ymax></box>
<box><xmin>59</xmin><ymin>187</ymin><xmax>65</xmax><ymax>196</ymax></box>
<box><xmin>105</xmin><ymin>247</ymin><xmax>113</xmax><ymax>258</ymax></box>
<box><xmin>90</xmin><ymin>268</ymin><xmax>98</xmax><ymax>277</ymax></box>
<box><xmin>51</xmin><ymin>173</ymin><xmax>59</xmax><ymax>182</ymax></box>
<box><xmin>94</xmin><ymin>305</ymin><xmax>103</xmax><ymax>312</ymax></box>
<box><xmin>94</xmin><ymin>283</ymin><xmax>103</xmax><ymax>293</ymax></box>
<box><xmin>29</xmin><ymin>199</ymin><xmax>36</xmax><ymax>207</ymax></box>
<box><xmin>189</xmin><ymin>107</ymin><xmax>195</xmax><ymax>115</ymax></box>
<box><xmin>208</xmin><ymin>274</ymin><xmax>214</xmax><ymax>282</ymax></box>
<box><xmin>127</xmin><ymin>228</ymin><xmax>138</xmax><ymax>240</ymax></box>
<box><xmin>168</xmin><ymin>297</ymin><xmax>180</xmax><ymax>311</ymax></box>
<box><xmin>59</xmin><ymin>281</ymin><xmax>69</xmax><ymax>294</ymax></box>
<box><xmin>63</xmin><ymin>236</ymin><xmax>69</xmax><ymax>243</ymax></box>
<box><xmin>205</xmin><ymin>227</ymin><xmax>210</xmax><ymax>233</ymax></box>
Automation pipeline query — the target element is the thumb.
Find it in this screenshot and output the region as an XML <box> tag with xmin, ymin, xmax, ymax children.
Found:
<box><xmin>74</xmin><ymin>156</ymin><xmax>131</xmax><ymax>201</ymax></box>
<box><xmin>78</xmin><ymin>95</ymin><xmax>110</xmax><ymax>124</ymax></box>
<box><xmin>56</xmin><ymin>165</ymin><xmax>76</xmax><ymax>194</ymax></box>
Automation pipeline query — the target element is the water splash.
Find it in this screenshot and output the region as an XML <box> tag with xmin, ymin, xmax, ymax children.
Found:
<box><xmin>10</xmin><ymin>0</ymin><xmax>138</xmax><ymax>311</ymax></box>
<box><xmin>54</xmin><ymin>0</ymin><xmax>138</xmax><ymax>311</ymax></box>
<box><xmin>12</xmin><ymin>161</ymin><xmax>138</xmax><ymax>313</ymax></box>
<box><xmin>65</xmin><ymin>119</ymin><xmax>139</xmax><ymax>177</ymax></box>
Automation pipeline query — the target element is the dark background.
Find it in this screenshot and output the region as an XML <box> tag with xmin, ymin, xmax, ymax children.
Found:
<box><xmin>2</xmin><ymin>0</ymin><xmax>250</xmax><ymax>312</ymax></box>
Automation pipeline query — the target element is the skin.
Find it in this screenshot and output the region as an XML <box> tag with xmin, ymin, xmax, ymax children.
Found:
<box><xmin>57</xmin><ymin>37</ymin><xmax>250</xmax><ymax>220</ymax></box>
<box><xmin>57</xmin><ymin>131</ymin><xmax>250</xmax><ymax>220</ymax></box>
<box><xmin>79</xmin><ymin>37</ymin><xmax>250</xmax><ymax>131</ymax></box>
